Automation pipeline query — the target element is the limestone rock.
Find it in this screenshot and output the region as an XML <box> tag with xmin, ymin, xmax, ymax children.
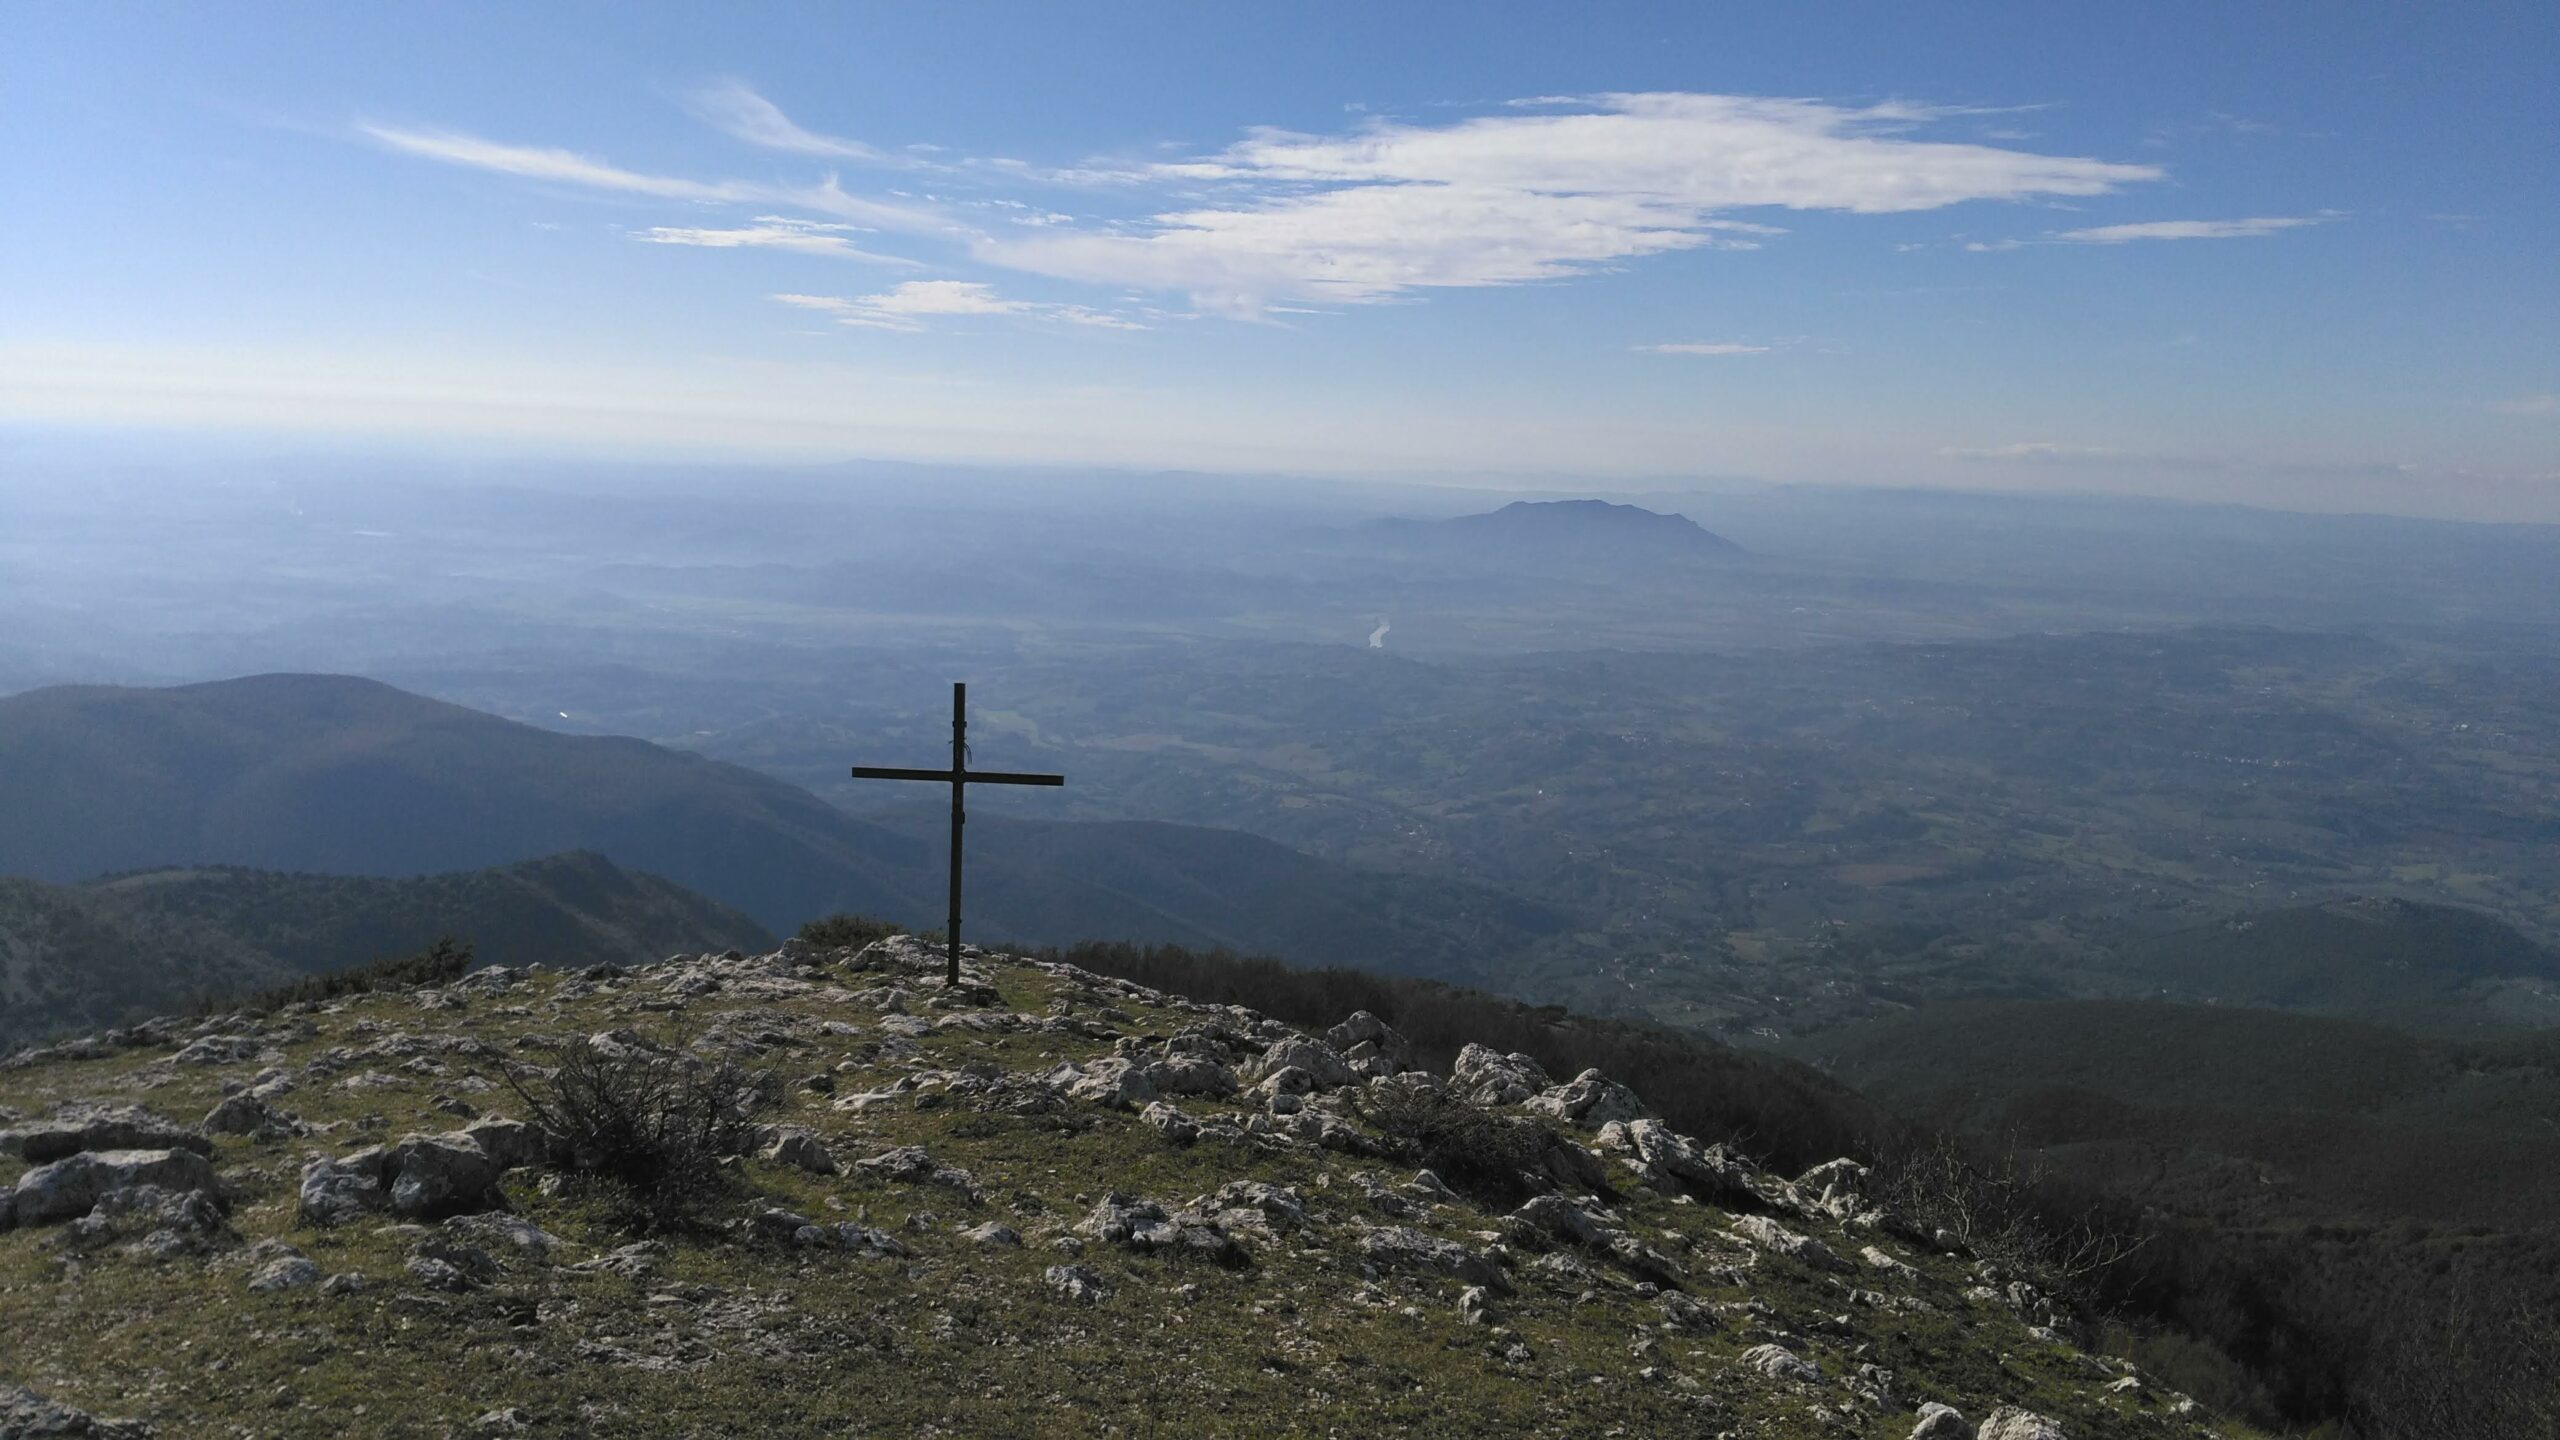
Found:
<box><xmin>1196</xmin><ymin>1180</ymin><xmax>1310</xmax><ymax>1238</ymax></box>
<box><xmin>1244</xmin><ymin>1035</ymin><xmax>1358</xmax><ymax>1090</ymax></box>
<box><xmin>1045</xmin><ymin>1057</ymin><xmax>1158</xmax><ymax>1109</ymax></box>
<box><xmin>1140</xmin><ymin>1101</ymin><xmax>1199</xmax><ymax>1145</ymax></box>
<box><xmin>247</xmin><ymin>1254</ymin><xmax>322</xmax><ymax>1292</ymax></box>
<box><xmin>1729</xmin><ymin>1215</ymin><xmax>1851</xmax><ymax>1272</ymax></box>
<box><xmin>1910</xmin><ymin>1402</ymin><xmax>1969</xmax><ymax>1439</ymax></box>
<box><xmin>443</xmin><ymin>1213</ymin><xmax>560</xmax><ymax>1259</ymax></box>
<box><xmin>2</xmin><ymin>1104</ymin><xmax>212</xmax><ymax>1163</ymax></box>
<box><xmin>1977</xmin><ymin>1408</ymin><xmax>2066</xmax><ymax>1440</ymax></box>
<box><xmin>853</xmin><ymin>1146</ymin><xmax>978</xmax><ymax>1199</ymax></box>
<box><xmin>1077</xmin><ymin>1193</ymin><xmax>1247</xmax><ymax>1266</ymax></box>
<box><xmin>1451</xmin><ymin>1044</ymin><xmax>1552</xmax><ymax>1106</ymax></box>
<box><xmin>1523</xmin><ymin>1069</ymin><xmax>1648</xmax><ymax>1128</ymax></box>
<box><xmin>1598</xmin><ymin>1119</ymin><xmax>1769</xmax><ymax>1207</ymax></box>
<box><xmin>1045</xmin><ymin>1263</ymin><xmax>1110</xmax><ymax>1305</ymax></box>
<box><xmin>297</xmin><ymin>1151</ymin><xmax>390</xmax><ymax>1227</ymax></box>
<box><xmin>201</xmin><ymin>1093</ymin><xmax>287</xmax><ymax>1136</ymax></box>
<box><xmin>0</xmin><ymin>1384</ymin><xmax>154</xmax><ymax>1437</ymax></box>
<box><xmin>386</xmin><ymin>1133</ymin><xmax>504</xmax><ymax>1218</ymax></box>
<box><xmin>1741</xmin><ymin>1343</ymin><xmax>1821</xmax><ymax>1383</ymax></box>
<box><xmin>1356</xmin><ymin>1224</ymin><xmax>1511</xmax><ymax>1293</ymax></box>
<box><xmin>963</xmin><ymin>1221</ymin><xmax>1022</xmax><ymax>1247</ymax></box>
<box><xmin>11</xmin><ymin>1148</ymin><xmax>219</xmax><ymax>1226</ymax></box>
<box><xmin>762</xmin><ymin>1128</ymin><xmax>838</xmax><ymax>1175</ymax></box>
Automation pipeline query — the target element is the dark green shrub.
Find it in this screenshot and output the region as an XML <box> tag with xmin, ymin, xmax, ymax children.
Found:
<box><xmin>204</xmin><ymin>935</ymin><xmax>476</xmax><ymax>1014</ymax></box>
<box><xmin>796</xmin><ymin>913</ymin><xmax>905</xmax><ymax>950</ymax></box>
<box><xmin>506</xmin><ymin>1038</ymin><xmax>778</xmax><ymax>1234</ymax></box>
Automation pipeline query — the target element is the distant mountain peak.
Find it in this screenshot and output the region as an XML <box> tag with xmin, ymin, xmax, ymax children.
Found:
<box><xmin>1436</xmin><ymin>498</ymin><xmax>1741</xmax><ymax>554</ymax></box>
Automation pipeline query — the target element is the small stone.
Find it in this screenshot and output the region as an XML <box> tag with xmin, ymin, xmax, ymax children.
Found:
<box><xmin>1045</xmin><ymin>1263</ymin><xmax>1110</xmax><ymax>1305</ymax></box>
<box><xmin>1910</xmin><ymin>1401</ymin><xmax>1969</xmax><ymax>1439</ymax></box>
<box><xmin>1741</xmin><ymin>1342</ymin><xmax>1821</xmax><ymax>1383</ymax></box>
<box><xmin>248</xmin><ymin>1255</ymin><xmax>321</xmax><ymax>1292</ymax></box>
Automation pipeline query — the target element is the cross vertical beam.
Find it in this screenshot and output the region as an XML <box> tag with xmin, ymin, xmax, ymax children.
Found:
<box><xmin>851</xmin><ymin>683</ymin><xmax>1064</xmax><ymax>986</ymax></box>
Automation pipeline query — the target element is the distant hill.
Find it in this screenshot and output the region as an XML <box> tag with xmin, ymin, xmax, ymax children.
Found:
<box><xmin>2111</xmin><ymin>896</ymin><xmax>2560</xmax><ymax>1034</ymax></box>
<box><xmin>0</xmin><ymin>851</ymin><xmax>771</xmax><ymax>1049</ymax></box>
<box><xmin>0</xmin><ymin>675</ymin><xmax>1567</xmax><ymax>978</ymax></box>
<box><xmin>1800</xmin><ymin>998</ymin><xmax>2560</xmax><ymax>1233</ymax></box>
<box><xmin>1361</xmin><ymin>499</ymin><xmax>1743</xmax><ymax>563</ymax></box>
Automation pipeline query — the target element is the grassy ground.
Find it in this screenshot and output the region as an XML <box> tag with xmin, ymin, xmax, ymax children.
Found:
<box><xmin>0</xmin><ymin>947</ymin><xmax>2253</xmax><ymax>1439</ymax></box>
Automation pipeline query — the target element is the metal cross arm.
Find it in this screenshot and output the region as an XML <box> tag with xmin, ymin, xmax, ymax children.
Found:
<box><xmin>851</xmin><ymin>765</ymin><xmax>1065</xmax><ymax>788</ymax></box>
<box><xmin>850</xmin><ymin>683</ymin><xmax>1064</xmax><ymax>987</ymax></box>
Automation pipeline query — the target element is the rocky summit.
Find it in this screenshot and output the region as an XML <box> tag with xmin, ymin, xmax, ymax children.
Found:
<box><xmin>0</xmin><ymin>939</ymin><xmax>2238</xmax><ymax>1439</ymax></box>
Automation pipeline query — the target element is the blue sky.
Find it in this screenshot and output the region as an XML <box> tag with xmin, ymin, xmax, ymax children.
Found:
<box><xmin>4</xmin><ymin>2</ymin><xmax>2554</xmax><ymax>518</ymax></box>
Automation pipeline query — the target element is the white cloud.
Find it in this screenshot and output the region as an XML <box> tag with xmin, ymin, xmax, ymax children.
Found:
<box><xmin>980</xmin><ymin>93</ymin><xmax>2160</xmax><ymax>312</ymax></box>
<box><xmin>358</xmin><ymin>124</ymin><xmax>950</xmax><ymax>235</ymax></box>
<box><xmin>686</xmin><ymin>79</ymin><xmax>890</xmax><ymax>162</ymax></box>
<box><xmin>2049</xmin><ymin>216</ymin><xmax>2324</xmax><ymax>243</ymax></box>
<box><xmin>638</xmin><ymin>216</ymin><xmax>921</xmax><ymax>265</ymax></box>
<box><xmin>2487</xmin><ymin>393</ymin><xmax>2558</xmax><ymax>416</ymax></box>
<box><xmin>1640</xmin><ymin>342</ymin><xmax>1770</xmax><ymax>356</ymax></box>
<box><xmin>777</xmin><ymin>281</ymin><xmax>1143</xmax><ymax>332</ymax></box>
<box><xmin>371</xmin><ymin>91</ymin><xmax>2180</xmax><ymax>322</ymax></box>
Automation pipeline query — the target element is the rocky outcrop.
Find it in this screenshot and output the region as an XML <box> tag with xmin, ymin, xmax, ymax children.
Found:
<box><xmin>1728</xmin><ymin>1214</ymin><xmax>1850</xmax><ymax>1272</ymax></box>
<box><xmin>0</xmin><ymin>1104</ymin><xmax>211</xmax><ymax>1163</ymax></box>
<box><xmin>8</xmin><ymin>1148</ymin><xmax>219</xmax><ymax>1228</ymax></box>
<box><xmin>1596</xmin><ymin>1118</ymin><xmax>1779</xmax><ymax>1210</ymax></box>
<box><xmin>0</xmin><ymin>1385</ymin><xmax>154</xmax><ymax>1437</ymax></box>
<box><xmin>1077</xmin><ymin>1193</ymin><xmax>1249</xmax><ymax>1266</ymax></box>
<box><xmin>1450</xmin><ymin>1044</ymin><xmax>1552</xmax><ymax>1106</ymax></box>
<box><xmin>296</xmin><ymin>1122</ymin><xmax>532</xmax><ymax>1227</ymax></box>
<box><xmin>1522</xmin><ymin>1069</ymin><xmax>1647</xmax><ymax>1128</ymax></box>
<box><xmin>1357</xmin><ymin>1224</ymin><xmax>1511</xmax><ymax>1293</ymax></box>
<box><xmin>1977</xmin><ymin>1409</ymin><xmax>2067</xmax><ymax>1440</ymax></box>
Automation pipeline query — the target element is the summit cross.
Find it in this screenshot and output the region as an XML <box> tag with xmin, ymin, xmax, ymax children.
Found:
<box><xmin>851</xmin><ymin>683</ymin><xmax>1064</xmax><ymax>987</ymax></box>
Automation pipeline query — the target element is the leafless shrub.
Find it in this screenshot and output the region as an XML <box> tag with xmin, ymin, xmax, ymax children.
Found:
<box><xmin>506</xmin><ymin>1038</ymin><xmax>779</xmax><ymax>1233</ymax></box>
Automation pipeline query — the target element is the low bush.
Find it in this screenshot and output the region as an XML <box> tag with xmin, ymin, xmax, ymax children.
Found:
<box><xmin>1354</xmin><ymin>1081</ymin><xmax>1554</xmax><ymax>1205</ymax></box>
<box><xmin>205</xmin><ymin>935</ymin><xmax>476</xmax><ymax>1014</ymax></box>
<box><xmin>795</xmin><ymin>913</ymin><xmax>906</xmax><ymax>950</ymax></box>
<box><xmin>506</xmin><ymin>1038</ymin><xmax>779</xmax><ymax>1233</ymax></box>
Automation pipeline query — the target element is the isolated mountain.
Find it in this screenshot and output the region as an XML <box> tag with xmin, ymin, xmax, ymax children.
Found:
<box><xmin>0</xmin><ymin>675</ymin><xmax>1564</xmax><ymax>975</ymax></box>
<box><xmin>0</xmin><ymin>851</ymin><xmax>771</xmax><ymax>1049</ymax></box>
<box><xmin>1361</xmin><ymin>499</ymin><xmax>1744</xmax><ymax>563</ymax></box>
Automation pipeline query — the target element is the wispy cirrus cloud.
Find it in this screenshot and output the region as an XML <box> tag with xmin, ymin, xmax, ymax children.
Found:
<box><xmin>638</xmin><ymin>216</ymin><xmax>922</xmax><ymax>265</ymax></box>
<box><xmin>776</xmin><ymin>281</ymin><xmax>1143</xmax><ymax>332</ymax></box>
<box><xmin>685</xmin><ymin>78</ymin><xmax>895</xmax><ymax>163</ymax></box>
<box><xmin>2486</xmin><ymin>393</ymin><xmax>2558</xmax><ymax>416</ymax></box>
<box><xmin>1639</xmin><ymin>341</ymin><xmax>1770</xmax><ymax>356</ymax></box>
<box><xmin>985</xmin><ymin>93</ymin><xmax>2162</xmax><ymax>313</ymax></box>
<box><xmin>2051</xmin><ymin>216</ymin><xmax>2326</xmax><ymax>243</ymax></box>
<box><xmin>357</xmin><ymin>123</ymin><xmax>950</xmax><ymax>235</ymax></box>
<box><xmin>367</xmin><ymin>88</ymin><xmax>2178</xmax><ymax>324</ymax></box>
<box><xmin>1965</xmin><ymin>214</ymin><xmax>2330</xmax><ymax>252</ymax></box>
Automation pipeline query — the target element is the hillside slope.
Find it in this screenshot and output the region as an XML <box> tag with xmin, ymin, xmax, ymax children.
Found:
<box><xmin>0</xmin><ymin>675</ymin><xmax>1567</xmax><ymax>973</ymax></box>
<box><xmin>1799</xmin><ymin>999</ymin><xmax>2560</xmax><ymax>1232</ymax></box>
<box><xmin>0</xmin><ymin>852</ymin><xmax>772</xmax><ymax>1049</ymax></box>
<box><xmin>0</xmin><ymin>938</ymin><xmax>2240</xmax><ymax>1440</ymax></box>
<box><xmin>2110</xmin><ymin>897</ymin><xmax>2560</xmax><ymax>1034</ymax></box>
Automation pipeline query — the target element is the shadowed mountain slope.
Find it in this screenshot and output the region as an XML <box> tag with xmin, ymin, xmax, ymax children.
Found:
<box><xmin>0</xmin><ymin>851</ymin><xmax>771</xmax><ymax>1049</ymax></box>
<box><xmin>0</xmin><ymin>675</ymin><xmax>1567</xmax><ymax>980</ymax></box>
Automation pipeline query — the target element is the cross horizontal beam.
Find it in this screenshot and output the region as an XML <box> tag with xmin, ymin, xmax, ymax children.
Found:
<box><xmin>851</xmin><ymin>765</ymin><xmax>1064</xmax><ymax>786</ymax></box>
